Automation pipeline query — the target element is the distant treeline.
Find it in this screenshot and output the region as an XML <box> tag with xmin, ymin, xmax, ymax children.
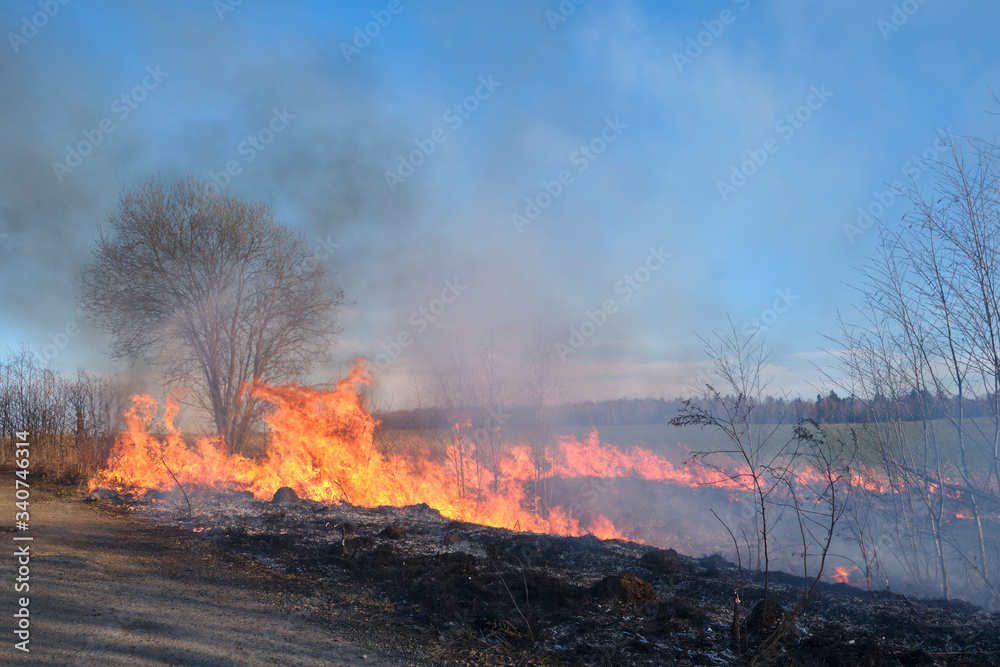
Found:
<box><xmin>378</xmin><ymin>390</ymin><xmax>1000</xmax><ymax>430</ymax></box>
<box><xmin>0</xmin><ymin>345</ymin><xmax>129</xmax><ymax>479</ymax></box>
<box><xmin>5</xmin><ymin>338</ymin><xmax>998</xmax><ymax>478</ymax></box>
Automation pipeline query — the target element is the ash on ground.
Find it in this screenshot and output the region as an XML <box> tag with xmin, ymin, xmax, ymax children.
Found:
<box><xmin>95</xmin><ymin>486</ymin><xmax>1000</xmax><ymax>666</ymax></box>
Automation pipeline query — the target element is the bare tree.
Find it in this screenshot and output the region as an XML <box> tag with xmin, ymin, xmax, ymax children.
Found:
<box><xmin>475</xmin><ymin>325</ymin><xmax>509</xmax><ymax>492</ymax></box>
<box><xmin>671</xmin><ymin>322</ymin><xmax>852</xmax><ymax>658</ymax></box>
<box><xmin>0</xmin><ymin>346</ymin><xmax>128</xmax><ymax>478</ymax></box>
<box><xmin>829</xmin><ymin>130</ymin><xmax>1000</xmax><ymax>603</ymax></box>
<box><xmin>81</xmin><ymin>175</ymin><xmax>344</xmax><ymax>455</ymax></box>
<box><xmin>671</xmin><ymin>322</ymin><xmax>795</xmax><ymax>595</ymax></box>
<box><xmin>432</xmin><ymin>342</ymin><xmax>478</xmax><ymax>500</ymax></box>
<box><xmin>356</xmin><ymin>385</ymin><xmax>403</xmax><ymax>461</ymax></box>
<box><xmin>523</xmin><ymin>317</ymin><xmax>563</xmax><ymax>515</ymax></box>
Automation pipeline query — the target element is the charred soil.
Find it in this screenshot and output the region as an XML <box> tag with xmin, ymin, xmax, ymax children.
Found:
<box><xmin>31</xmin><ymin>478</ymin><xmax>1000</xmax><ymax>666</ymax></box>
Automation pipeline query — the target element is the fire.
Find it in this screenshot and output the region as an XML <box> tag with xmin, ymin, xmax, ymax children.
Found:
<box><xmin>91</xmin><ymin>360</ymin><xmax>756</xmax><ymax>543</ymax></box>
<box><xmin>832</xmin><ymin>565</ymin><xmax>857</xmax><ymax>584</ymax></box>
<box><xmin>550</xmin><ymin>431</ymin><xmax>744</xmax><ymax>489</ymax></box>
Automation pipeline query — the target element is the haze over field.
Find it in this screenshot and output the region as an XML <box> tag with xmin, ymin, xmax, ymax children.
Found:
<box><xmin>6</xmin><ymin>2</ymin><xmax>1000</xmax><ymax>635</ymax></box>
<box><xmin>1</xmin><ymin>0</ymin><xmax>999</xmax><ymax>406</ymax></box>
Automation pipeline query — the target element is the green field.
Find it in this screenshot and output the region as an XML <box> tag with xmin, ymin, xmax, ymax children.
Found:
<box><xmin>383</xmin><ymin>418</ymin><xmax>1000</xmax><ymax>480</ymax></box>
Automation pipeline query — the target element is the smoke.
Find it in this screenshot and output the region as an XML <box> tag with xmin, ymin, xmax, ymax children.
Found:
<box><xmin>4</xmin><ymin>0</ymin><xmax>997</xmax><ymax>409</ymax></box>
<box><xmin>0</xmin><ymin>2</ymin><xmax>420</xmax><ymax>389</ymax></box>
<box><xmin>0</xmin><ymin>0</ymin><xmax>686</xmax><ymax>406</ymax></box>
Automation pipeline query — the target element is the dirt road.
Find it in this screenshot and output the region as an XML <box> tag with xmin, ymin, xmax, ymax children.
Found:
<box><xmin>0</xmin><ymin>474</ymin><xmax>434</xmax><ymax>666</ymax></box>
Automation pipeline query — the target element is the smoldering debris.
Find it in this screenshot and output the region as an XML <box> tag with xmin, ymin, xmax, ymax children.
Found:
<box><xmin>90</xmin><ymin>488</ymin><xmax>1000</xmax><ymax>666</ymax></box>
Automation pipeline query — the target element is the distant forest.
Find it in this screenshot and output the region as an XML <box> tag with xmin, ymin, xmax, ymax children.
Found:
<box><xmin>377</xmin><ymin>390</ymin><xmax>991</xmax><ymax>430</ymax></box>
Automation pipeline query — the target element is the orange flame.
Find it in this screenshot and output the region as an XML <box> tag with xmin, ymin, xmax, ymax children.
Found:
<box><xmin>92</xmin><ymin>361</ymin><xmax>779</xmax><ymax>543</ymax></box>
<box><xmin>96</xmin><ymin>360</ymin><xmax>921</xmax><ymax>547</ymax></box>
<box><xmin>831</xmin><ymin>565</ymin><xmax>857</xmax><ymax>584</ymax></box>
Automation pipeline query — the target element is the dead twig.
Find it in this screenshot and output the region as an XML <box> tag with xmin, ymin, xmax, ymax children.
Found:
<box><xmin>333</xmin><ymin>479</ymin><xmax>351</xmax><ymax>504</ymax></box>
<box><xmin>486</xmin><ymin>549</ymin><xmax>534</xmax><ymax>643</ymax></box>
<box><xmin>161</xmin><ymin>457</ymin><xmax>192</xmax><ymax>518</ymax></box>
<box><xmin>713</xmin><ymin>509</ymin><xmax>745</xmax><ymax>657</ymax></box>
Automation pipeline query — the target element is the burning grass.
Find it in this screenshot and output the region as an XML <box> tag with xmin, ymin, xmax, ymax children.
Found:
<box><xmin>89</xmin><ymin>360</ymin><xmax>1000</xmax><ymax>604</ymax></box>
<box><xmin>90</xmin><ymin>360</ymin><xmax>751</xmax><ymax>547</ymax></box>
<box><xmin>84</xmin><ymin>358</ymin><xmax>1000</xmax><ymax>660</ymax></box>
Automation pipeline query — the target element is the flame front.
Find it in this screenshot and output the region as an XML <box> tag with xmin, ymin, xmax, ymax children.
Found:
<box><xmin>90</xmin><ymin>361</ymin><xmax>752</xmax><ymax>542</ymax></box>
<box><xmin>832</xmin><ymin>566</ymin><xmax>856</xmax><ymax>584</ymax></box>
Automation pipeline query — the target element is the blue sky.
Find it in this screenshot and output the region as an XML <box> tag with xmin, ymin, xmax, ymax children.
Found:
<box><xmin>1</xmin><ymin>0</ymin><xmax>998</xmax><ymax>405</ymax></box>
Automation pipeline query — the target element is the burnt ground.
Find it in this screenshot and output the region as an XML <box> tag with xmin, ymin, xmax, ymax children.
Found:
<box><xmin>0</xmin><ymin>474</ymin><xmax>436</xmax><ymax>667</ymax></box>
<box><xmin>68</xmin><ymin>483</ymin><xmax>1000</xmax><ymax>666</ymax></box>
